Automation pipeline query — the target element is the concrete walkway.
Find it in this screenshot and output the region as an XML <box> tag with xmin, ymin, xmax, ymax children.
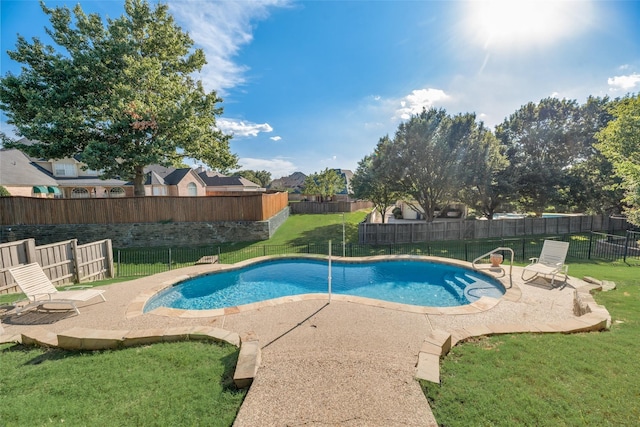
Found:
<box><xmin>0</xmin><ymin>258</ymin><xmax>610</xmax><ymax>427</ymax></box>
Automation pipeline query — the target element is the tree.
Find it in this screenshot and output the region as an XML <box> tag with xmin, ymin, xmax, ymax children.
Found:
<box><xmin>351</xmin><ymin>137</ymin><xmax>402</xmax><ymax>223</ymax></box>
<box><xmin>303</xmin><ymin>168</ymin><xmax>344</xmax><ymax>202</ymax></box>
<box><xmin>232</xmin><ymin>170</ymin><xmax>272</xmax><ymax>188</ymax></box>
<box><xmin>0</xmin><ymin>0</ymin><xmax>237</xmax><ymax>196</ymax></box>
<box><xmin>496</xmin><ymin>98</ymin><xmax>584</xmax><ymax>215</ymax></box>
<box><xmin>387</xmin><ymin>108</ymin><xmax>481</xmax><ymax>222</ymax></box>
<box><xmin>595</xmin><ymin>94</ymin><xmax>640</xmax><ymax>225</ymax></box>
<box><xmin>457</xmin><ymin>125</ymin><xmax>510</xmax><ymax>219</ymax></box>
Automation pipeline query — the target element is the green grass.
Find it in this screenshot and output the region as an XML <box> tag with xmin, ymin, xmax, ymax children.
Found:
<box><xmin>0</xmin><ymin>341</ymin><xmax>246</xmax><ymax>426</ymax></box>
<box><xmin>1</xmin><ymin>213</ymin><xmax>639</xmax><ymax>425</ymax></box>
<box><xmin>268</xmin><ymin>211</ymin><xmax>366</xmax><ymax>244</ymax></box>
<box><xmin>421</xmin><ymin>263</ymin><xmax>640</xmax><ymax>426</ymax></box>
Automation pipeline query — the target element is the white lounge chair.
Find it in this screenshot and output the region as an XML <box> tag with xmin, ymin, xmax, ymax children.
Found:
<box><xmin>9</xmin><ymin>263</ymin><xmax>106</xmax><ymax>315</ymax></box>
<box><xmin>521</xmin><ymin>240</ymin><xmax>569</xmax><ymax>286</ymax></box>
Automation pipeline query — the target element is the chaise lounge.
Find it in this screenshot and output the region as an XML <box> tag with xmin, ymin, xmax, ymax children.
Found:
<box><xmin>9</xmin><ymin>263</ymin><xmax>106</xmax><ymax>315</ymax></box>
<box><xmin>521</xmin><ymin>240</ymin><xmax>570</xmax><ymax>286</ymax></box>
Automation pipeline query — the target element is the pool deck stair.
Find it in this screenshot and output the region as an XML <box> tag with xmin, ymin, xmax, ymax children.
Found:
<box><xmin>415</xmin><ymin>282</ymin><xmax>612</xmax><ymax>384</ymax></box>
<box><xmin>11</xmin><ymin>325</ymin><xmax>241</xmax><ymax>350</ymax></box>
<box><xmin>234</xmin><ymin>331</ymin><xmax>262</xmax><ymax>389</ymax></box>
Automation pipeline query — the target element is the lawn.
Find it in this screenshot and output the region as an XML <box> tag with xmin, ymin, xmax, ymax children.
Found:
<box><xmin>421</xmin><ymin>260</ymin><xmax>640</xmax><ymax>426</ymax></box>
<box><xmin>2</xmin><ymin>213</ymin><xmax>639</xmax><ymax>425</ymax></box>
<box><xmin>0</xmin><ymin>341</ymin><xmax>246</xmax><ymax>426</ymax></box>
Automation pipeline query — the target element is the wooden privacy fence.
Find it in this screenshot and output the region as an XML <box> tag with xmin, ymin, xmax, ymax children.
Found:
<box><xmin>0</xmin><ymin>238</ymin><xmax>114</xmax><ymax>294</ymax></box>
<box><xmin>0</xmin><ymin>192</ymin><xmax>289</xmax><ymax>225</ymax></box>
<box><xmin>290</xmin><ymin>200</ymin><xmax>373</xmax><ymax>214</ymax></box>
<box><xmin>359</xmin><ymin>215</ymin><xmax>631</xmax><ymax>244</ymax></box>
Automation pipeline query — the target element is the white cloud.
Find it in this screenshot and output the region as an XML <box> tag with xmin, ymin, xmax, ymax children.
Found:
<box><xmin>217</xmin><ymin>118</ymin><xmax>273</xmax><ymax>137</ymax></box>
<box><xmin>168</xmin><ymin>1</ymin><xmax>290</xmax><ymax>93</ymax></box>
<box><xmin>608</xmin><ymin>73</ymin><xmax>640</xmax><ymax>91</ymax></box>
<box><xmin>394</xmin><ymin>88</ymin><xmax>450</xmax><ymax>120</ymax></box>
<box><xmin>270</xmin><ymin>136</ymin><xmax>282</xmax><ymax>141</ymax></box>
<box><xmin>238</xmin><ymin>157</ymin><xmax>297</xmax><ymax>178</ymax></box>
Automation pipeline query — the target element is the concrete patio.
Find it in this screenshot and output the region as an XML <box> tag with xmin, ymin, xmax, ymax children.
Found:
<box><xmin>0</xmin><ymin>257</ymin><xmax>611</xmax><ymax>427</ymax></box>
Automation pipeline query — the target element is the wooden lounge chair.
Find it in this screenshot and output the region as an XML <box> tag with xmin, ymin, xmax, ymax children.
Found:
<box><xmin>9</xmin><ymin>263</ymin><xmax>106</xmax><ymax>315</ymax></box>
<box><xmin>521</xmin><ymin>240</ymin><xmax>569</xmax><ymax>286</ymax></box>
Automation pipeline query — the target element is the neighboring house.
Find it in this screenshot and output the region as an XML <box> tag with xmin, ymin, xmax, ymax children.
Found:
<box><xmin>197</xmin><ymin>168</ymin><xmax>264</xmax><ymax>193</ymax></box>
<box><xmin>397</xmin><ymin>200</ymin><xmax>467</xmax><ymax>220</ymax></box>
<box><xmin>139</xmin><ymin>165</ymin><xmax>207</xmax><ymax>196</ymax></box>
<box><xmin>268</xmin><ymin>171</ymin><xmax>307</xmax><ymax>193</ymax></box>
<box><xmin>2</xmin><ymin>139</ymin><xmax>207</xmax><ymax>198</ymax></box>
<box><xmin>0</xmin><ymin>149</ymin><xmax>61</xmax><ymax>197</ymax></box>
<box><xmin>4</xmin><ymin>138</ymin><xmax>132</xmax><ymax>198</ymax></box>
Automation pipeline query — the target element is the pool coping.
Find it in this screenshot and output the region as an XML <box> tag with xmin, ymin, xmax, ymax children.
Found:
<box><xmin>127</xmin><ymin>255</ymin><xmax>520</xmax><ymax>319</ymax></box>
<box><xmin>0</xmin><ymin>256</ymin><xmax>613</xmax><ymax>425</ymax></box>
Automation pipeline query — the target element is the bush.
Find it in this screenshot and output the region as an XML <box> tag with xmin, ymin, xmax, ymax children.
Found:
<box><xmin>0</xmin><ymin>186</ymin><xmax>11</xmax><ymax>197</ymax></box>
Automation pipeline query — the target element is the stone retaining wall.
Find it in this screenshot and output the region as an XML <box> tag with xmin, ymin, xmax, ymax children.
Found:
<box><xmin>1</xmin><ymin>207</ymin><xmax>290</xmax><ymax>248</ymax></box>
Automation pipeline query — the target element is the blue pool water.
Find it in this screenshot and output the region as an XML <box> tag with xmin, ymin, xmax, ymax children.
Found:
<box><xmin>144</xmin><ymin>259</ymin><xmax>505</xmax><ymax>312</ymax></box>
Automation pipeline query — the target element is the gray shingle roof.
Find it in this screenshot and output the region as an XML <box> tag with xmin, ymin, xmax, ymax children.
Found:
<box><xmin>0</xmin><ymin>149</ymin><xmax>59</xmax><ymax>186</ymax></box>
<box><xmin>197</xmin><ymin>171</ymin><xmax>260</xmax><ymax>187</ymax></box>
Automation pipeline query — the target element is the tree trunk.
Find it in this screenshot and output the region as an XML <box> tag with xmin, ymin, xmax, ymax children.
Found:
<box><xmin>133</xmin><ymin>165</ymin><xmax>146</xmax><ymax>197</ymax></box>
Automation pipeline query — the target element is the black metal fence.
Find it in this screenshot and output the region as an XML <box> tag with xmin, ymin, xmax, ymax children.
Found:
<box><xmin>113</xmin><ymin>231</ymin><xmax>640</xmax><ymax>277</ymax></box>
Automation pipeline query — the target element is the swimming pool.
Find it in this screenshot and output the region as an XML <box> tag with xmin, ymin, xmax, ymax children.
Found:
<box><xmin>143</xmin><ymin>258</ymin><xmax>505</xmax><ymax>312</ymax></box>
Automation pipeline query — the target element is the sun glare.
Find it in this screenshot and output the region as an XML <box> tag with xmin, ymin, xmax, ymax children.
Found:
<box><xmin>464</xmin><ymin>0</ymin><xmax>593</xmax><ymax>51</ymax></box>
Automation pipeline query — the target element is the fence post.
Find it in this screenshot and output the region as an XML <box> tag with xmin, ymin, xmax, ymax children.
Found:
<box><xmin>464</xmin><ymin>243</ymin><xmax>468</xmax><ymax>262</ymax></box>
<box><xmin>217</xmin><ymin>246</ymin><xmax>221</xmax><ymax>263</ymax></box>
<box><xmin>25</xmin><ymin>238</ymin><xmax>37</xmax><ymax>264</ymax></box>
<box><xmin>588</xmin><ymin>232</ymin><xmax>593</xmax><ymax>260</ymax></box>
<box><xmin>105</xmin><ymin>239</ymin><xmax>115</xmax><ymax>279</ymax></box>
<box><xmin>623</xmin><ymin>231</ymin><xmax>630</xmax><ymax>263</ymax></box>
<box><xmin>117</xmin><ymin>250</ymin><xmax>121</xmax><ymax>278</ymax></box>
<box><xmin>69</xmin><ymin>239</ymin><xmax>80</xmax><ymax>283</ymax></box>
<box><xmin>168</xmin><ymin>248</ymin><xmax>172</xmax><ymax>271</ymax></box>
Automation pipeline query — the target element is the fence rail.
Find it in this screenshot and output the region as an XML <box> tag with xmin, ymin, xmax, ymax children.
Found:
<box><xmin>0</xmin><ymin>192</ymin><xmax>289</xmax><ymax>225</ymax></box>
<box><xmin>290</xmin><ymin>200</ymin><xmax>373</xmax><ymax>214</ymax></box>
<box><xmin>0</xmin><ymin>238</ymin><xmax>114</xmax><ymax>294</ymax></box>
<box><xmin>112</xmin><ymin>231</ymin><xmax>640</xmax><ymax>278</ymax></box>
<box><xmin>359</xmin><ymin>215</ymin><xmax>631</xmax><ymax>243</ymax></box>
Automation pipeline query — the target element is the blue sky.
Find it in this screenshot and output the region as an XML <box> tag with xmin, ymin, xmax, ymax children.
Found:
<box><xmin>2</xmin><ymin>0</ymin><xmax>640</xmax><ymax>179</ymax></box>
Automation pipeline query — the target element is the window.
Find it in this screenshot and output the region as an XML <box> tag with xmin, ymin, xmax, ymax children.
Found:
<box><xmin>71</xmin><ymin>188</ymin><xmax>89</xmax><ymax>198</ymax></box>
<box><xmin>109</xmin><ymin>187</ymin><xmax>125</xmax><ymax>198</ymax></box>
<box><xmin>54</xmin><ymin>163</ymin><xmax>77</xmax><ymax>177</ymax></box>
<box><xmin>187</xmin><ymin>182</ymin><xmax>198</xmax><ymax>196</ymax></box>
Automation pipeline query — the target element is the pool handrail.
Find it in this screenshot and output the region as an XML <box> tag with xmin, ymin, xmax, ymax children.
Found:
<box><xmin>472</xmin><ymin>247</ymin><xmax>514</xmax><ymax>288</ymax></box>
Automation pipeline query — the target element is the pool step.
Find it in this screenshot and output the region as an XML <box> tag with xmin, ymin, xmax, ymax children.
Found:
<box><xmin>443</xmin><ymin>274</ymin><xmax>471</xmax><ymax>302</ymax></box>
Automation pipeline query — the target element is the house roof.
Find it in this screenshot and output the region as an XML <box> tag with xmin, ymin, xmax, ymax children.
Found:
<box><xmin>268</xmin><ymin>171</ymin><xmax>307</xmax><ymax>192</ymax></box>
<box><xmin>138</xmin><ymin>165</ymin><xmax>206</xmax><ymax>187</ymax></box>
<box><xmin>197</xmin><ymin>171</ymin><xmax>260</xmax><ymax>187</ymax></box>
<box><xmin>0</xmin><ymin>149</ymin><xmax>59</xmax><ymax>186</ymax></box>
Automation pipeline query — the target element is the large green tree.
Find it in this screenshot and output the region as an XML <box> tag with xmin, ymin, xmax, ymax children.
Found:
<box><xmin>351</xmin><ymin>137</ymin><xmax>402</xmax><ymax>223</ymax></box>
<box><xmin>496</xmin><ymin>98</ymin><xmax>587</xmax><ymax>215</ymax></box>
<box><xmin>595</xmin><ymin>94</ymin><xmax>640</xmax><ymax>225</ymax></box>
<box><xmin>457</xmin><ymin>124</ymin><xmax>510</xmax><ymax>219</ymax></box>
<box><xmin>388</xmin><ymin>108</ymin><xmax>485</xmax><ymax>222</ymax></box>
<box><xmin>303</xmin><ymin>168</ymin><xmax>344</xmax><ymax>202</ymax></box>
<box><xmin>562</xmin><ymin>96</ymin><xmax>624</xmax><ymax>214</ymax></box>
<box><xmin>0</xmin><ymin>0</ymin><xmax>237</xmax><ymax>196</ymax></box>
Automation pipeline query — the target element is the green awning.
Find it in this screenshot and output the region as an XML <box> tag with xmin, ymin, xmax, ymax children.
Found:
<box><xmin>47</xmin><ymin>186</ymin><xmax>61</xmax><ymax>195</ymax></box>
<box><xmin>32</xmin><ymin>186</ymin><xmax>48</xmax><ymax>194</ymax></box>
